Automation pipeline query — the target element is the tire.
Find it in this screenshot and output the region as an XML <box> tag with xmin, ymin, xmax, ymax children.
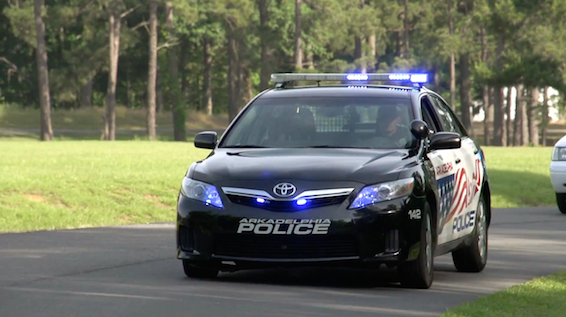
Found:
<box><xmin>555</xmin><ymin>193</ymin><xmax>566</xmax><ymax>214</ymax></box>
<box><xmin>451</xmin><ymin>193</ymin><xmax>488</xmax><ymax>272</ymax></box>
<box><xmin>398</xmin><ymin>202</ymin><xmax>434</xmax><ymax>289</ymax></box>
<box><xmin>182</xmin><ymin>260</ymin><xmax>219</xmax><ymax>279</ymax></box>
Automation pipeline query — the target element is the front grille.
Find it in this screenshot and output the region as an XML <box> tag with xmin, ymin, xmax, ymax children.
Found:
<box><xmin>226</xmin><ymin>195</ymin><xmax>348</xmax><ymax>212</ymax></box>
<box><xmin>178</xmin><ymin>226</ymin><xmax>194</xmax><ymax>251</ymax></box>
<box><xmin>214</xmin><ymin>234</ymin><xmax>358</xmax><ymax>259</ymax></box>
<box><xmin>385</xmin><ymin>229</ymin><xmax>399</xmax><ymax>253</ymax></box>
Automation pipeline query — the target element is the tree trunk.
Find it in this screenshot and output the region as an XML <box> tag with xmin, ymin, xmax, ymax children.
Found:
<box><xmin>203</xmin><ymin>37</ymin><xmax>213</xmax><ymax>115</ymax></box>
<box><xmin>458</xmin><ymin>53</ymin><xmax>472</xmax><ymax>135</ymax></box>
<box><xmin>492</xmin><ymin>34</ymin><xmax>505</xmax><ymax>146</ymax></box>
<box><xmin>227</xmin><ymin>27</ymin><xmax>239</xmax><ymax>121</ymax></box>
<box><xmin>480</xmin><ymin>25</ymin><xmax>489</xmax><ymax>145</ymax></box>
<box><xmin>126</xmin><ymin>70</ymin><xmax>132</xmax><ymax>108</ymax></box>
<box><xmin>541</xmin><ymin>87</ymin><xmax>549</xmax><ymax>146</ymax></box>
<box><xmin>146</xmin><ymin>0</ymin><xmax>158</xmax><ymax>141</ymax></box>
<box><xmin>180</xmin><ymin>40</ymin><xmax>189</xmax><ymax>105</ymax></box>
<box><xmin>305</xmin><ymin>43</ymin><xmax>314</xmax><ymax>69</ymax></box>
<box><xmin>396</xmin><ymin>31</ymin><xmax>404</xmax><ymax>58</ymax></box>
<box><xmin>80</xmin><ymin>78</ymin><xmax>94</xmax><ymax>108</ymax></box>
<box><xmin>448</xmin><ymin>0</ymin><xmax>455</xmax><ymax>107</ymax></box>
<box><xmin>354</xmin><ymin>0</ymin><xmax>365</xmax><ymax>72</ymax></box>
<box><xmin>34</xmin><ymin>0</ymin><xmax>53</xmax><ymax>141</ymax></box>
<box><xmin>294</xmin><ymin>0</ymin><xmax>302</xmax><ymax>70</ymax></box>
<box><xmin>403</xmin><ymin>0</ymin><xmax>410</xmax><ymax>59</ymax></box>
<box><xmin>354</xmin><ymin>36</ymin><xmax>364</xmax><ymax>72</ymax></box>
<box><xmin>235</xmin><ymin>43</ymin><xmax>244</xmax><ymax>112</ymax></box>
<box><xmin>156</xmin><ymin>67</ymin><xmax>164</xmax><ymax>112</ymax></box>
<box><xmin>512</xmin><ymin>85</ymin><xmax>520</xmax><ymax>146</ymax></box>
<box><xmin>242</xmin><ymin>66</ymin><xmax>253</xmax><ymax>107</ymax></box>
<box><xmin>258</xmin><ymin>0</ymin><xmax>271</xmax><ymax>90</ymax></box>
<box><xmin>482</xmin><ymin>86</ymin><xmax>490</xmax><ymax>145</ymax></box>
<box><xmin>104</xmin><ymin>5</ymin><xmax>120</xmax><ymax>141</ymax></box>
<box><xmin>166</xmin><ymin>2</ymin><xmax>185</xmax><ymax>142</ymax></box>
<box><xmin>519</xmin><ymin>86</ymin><xmax>529</xmax><ymax>145</ymax></box>
<box><xmin>368</xmin><ymin>34</ymin><xmax>376</xmax><ymax>72</ymax></box>
<box><xmin>505</xmin><ymin>86</ymin><xmax>512</xmax><ymax>146</ymax></box>
<box><xmin>528</xmin><ymin>88</ymin><xmax>540</xmax><ymax>146</ymax></box>
<box><xmin>493</xmin><ymin>87</ymin><xmax>506</xmax><ymax>146</ymax></box>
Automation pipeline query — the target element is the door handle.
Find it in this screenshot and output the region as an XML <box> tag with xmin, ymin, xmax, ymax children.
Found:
<box><xmin>455</xmin><ymin>158</ymin><xmax>461</xmax><ymax>164</ymax></box>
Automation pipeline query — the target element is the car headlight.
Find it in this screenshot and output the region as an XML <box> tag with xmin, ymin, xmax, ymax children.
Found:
<box><xmin>180</xmin><ymin>177</ymin><xmax>224</xmax><ymax>209</ymax></box>
<box><xmin>349</xmin><ymin>178</ymin><xmax>414</xmax><ymax>209</ymax></box>
<box><xmin>552</xmin><ymin>147</ymin><xmax>566</xmax><ymax>161</ymax></box>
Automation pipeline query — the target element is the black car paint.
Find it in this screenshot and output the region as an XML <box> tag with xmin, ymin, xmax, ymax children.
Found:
<box><xmin>176</xmin><ymin>85</ymin><xmax>491</xmax><ymax>271</ymax></box>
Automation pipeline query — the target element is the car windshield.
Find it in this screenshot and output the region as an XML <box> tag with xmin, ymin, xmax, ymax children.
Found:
<box><xmin>220</xmin><ymin>96</ymin><xmax>416</xmax><ymax>149</ymax></box>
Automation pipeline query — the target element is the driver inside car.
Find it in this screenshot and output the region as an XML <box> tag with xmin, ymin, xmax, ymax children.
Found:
<box><xmin>360</xmin><ymin>105</ymin><xmax>412</xmax><ymax>148</ymax></box>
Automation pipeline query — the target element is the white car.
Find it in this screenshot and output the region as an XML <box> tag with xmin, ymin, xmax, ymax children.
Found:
<box><xmin>550</xmin><ymin>136</ymin><xmax>566</xmax><ymax>214</ymax></box>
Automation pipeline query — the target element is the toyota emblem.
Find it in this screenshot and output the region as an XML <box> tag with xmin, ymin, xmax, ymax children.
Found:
<box><xmin>273</xmin><ymin>183</ymin><xmax>296</xmax><ymax>197</ymax></box>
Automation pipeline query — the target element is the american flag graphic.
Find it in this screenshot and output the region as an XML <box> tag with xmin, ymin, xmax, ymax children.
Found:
<box><xmin>445</xmin><ymin>168</ymin><xmax>469</xmax><ymax>224</ymax></box>
<box><xmin>437</xmin><ymin>173</ymin><xmax>455</xmax><ymax>234</ymax></box>
<box><xmin>437</xmin><ymin>167</ymin><xmax>470</xmax><ymax>233</ymax></box>
<box><xmin>436</xmin><ymin>158</ymin><xmax>483</xmax><ymax>234</ymax></box>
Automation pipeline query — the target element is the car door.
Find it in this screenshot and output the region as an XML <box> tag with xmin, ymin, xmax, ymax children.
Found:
<box><xmin>419</xmin><ymin>95</ymin><xmax>459</xmax><ymax>246</ymax></box>
<box><xmin>429</xmin><ymin>94</ymin><xmax>483</xmax><ymax>242</ymax></box>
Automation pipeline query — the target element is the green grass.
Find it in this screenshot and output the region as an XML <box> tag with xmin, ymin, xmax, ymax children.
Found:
<box><xmin>481</xmin><ymin>147</ymin><xmax>554</xmax><ymax>208</ymax></box>
<box><xmin>0</xmin><ymin>141</ymin><xmax>210</xmax><ymax>233</ymax></box>
<box><xmin>0</xmin><ymin>142</ymin><xmax>554</xmax><ymax>233</ymax></box>
<box><xmin>439</xmin><ymin>271</ymin><xmax>566</xmax><ymax>317</ymax></box>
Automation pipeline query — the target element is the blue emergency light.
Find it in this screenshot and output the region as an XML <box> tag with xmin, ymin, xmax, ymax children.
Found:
<box><xmin>270</xmin><ymin>72</ymin><xmax>428</xmax><ymax>86</ymax></box>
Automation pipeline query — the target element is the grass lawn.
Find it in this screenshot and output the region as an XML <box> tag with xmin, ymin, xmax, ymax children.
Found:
<box><xmin>0</xmin><ymin>141</ymin><xmax>554</xmax><ymax>233</ymax></box>
<box><xmin>0</xmin><ymin>141</ymin><xmax>210</xmax><ymax>233</ymax></box>
<box><xmin>481</xmin><ymin>147</ymin><xmax>553</xmax><ymax>208</ymax></box>
<box><xmin>439</xmin><ymin>271</ymin><xmax>566</xmax><ymax>317</ymax></box>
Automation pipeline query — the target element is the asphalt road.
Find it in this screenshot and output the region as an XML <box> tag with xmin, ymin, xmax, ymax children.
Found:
<box><xmin>1</xmin><ymin>207</ymin><xmax>565</xmax><ymax>317</ymax></box>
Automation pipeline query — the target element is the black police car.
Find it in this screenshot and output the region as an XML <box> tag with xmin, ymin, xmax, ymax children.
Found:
<box><xmin>176</xmin><ymin>73</ymin><xmax>491</xmax><ymax>289</ymax></box>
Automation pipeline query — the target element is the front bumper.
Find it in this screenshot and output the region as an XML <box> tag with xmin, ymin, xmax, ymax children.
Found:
<box><xmin>550</xmin><ymin>161</ymin><xmax>566</xmax><ymax>193</ymax></box>
<box><xmin>176</xmin><ymin>193</ymin><xmax>425</xmax><ymax>270</ymax></box>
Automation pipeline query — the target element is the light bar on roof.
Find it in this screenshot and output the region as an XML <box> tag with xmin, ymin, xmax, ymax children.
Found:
<box><xmin>270</xmin><ymin>73</ymin><xmax>428</xmax><ymax>84</ymax></box>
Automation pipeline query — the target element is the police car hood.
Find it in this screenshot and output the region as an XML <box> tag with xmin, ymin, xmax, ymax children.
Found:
<box><xmin>191</xmin><ymin>148</ymin><xmax>415</xmax><ymax>185</ymax></box>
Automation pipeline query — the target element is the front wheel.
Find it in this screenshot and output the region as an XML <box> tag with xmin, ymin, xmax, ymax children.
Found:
<box><xmin>452</xmin><ymin>193</ymin><xmax>488</xmax><ymax>272</ymax></box>
<box><xmin>555</xmin><ymin>193</ymin><xmax>566</xmax><ymax>214</ymax></box>
<box><xmin>398</xmin><ymin>203</ymin><xmax>434</xmax><ymax>289</ymax></box>
<box><xmin>182</xmin><ymin>260</ymin><xmax>219</xmax><ymax>279</ymax></box>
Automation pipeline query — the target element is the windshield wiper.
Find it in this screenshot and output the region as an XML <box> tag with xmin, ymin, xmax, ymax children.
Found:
<box><xmin>222</xmin><ymin>145</ymin><xmax>267</xmax><ymax>148</ymax></box>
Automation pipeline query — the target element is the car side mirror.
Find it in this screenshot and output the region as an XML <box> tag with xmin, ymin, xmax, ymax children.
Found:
<box><xmin>429</xmin><ymin>132</ymin><xmax>461</xmax><ymax>150</ymax></box>
<box><xmin>194</xmin><ymin>131</ymin><xmax>217</xmax><ymax>149</ymax></box>
<box><xmin>410</xmin><ymin>120</ymin><xmax>430</xmax><ymax>140</ymax></box>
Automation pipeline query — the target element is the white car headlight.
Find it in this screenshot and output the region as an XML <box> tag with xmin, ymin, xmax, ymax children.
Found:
<box><xmin>180</xmin><ymin>178</ymin><xmax>224</xmax><ymax>209</ymax></box>
<box><xmin>348</xmin><ymin>178</ymin><xmax>415</xmax><ymax>209</ymax></box>
<box><xmin>552</xmin><ymin>147</ymin><xmax>566</xmax><ymax>161</ymax></box>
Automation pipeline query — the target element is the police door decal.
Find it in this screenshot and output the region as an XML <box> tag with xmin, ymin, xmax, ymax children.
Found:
<box><xmin>427</xmin><ymin>149</ymin><xmax>457</xmax><ymax>245</ymax></box>
<box><xmin>449</xmin><ymin>139</ymin><xmax>484</xmax><ymax>240</ymax></box>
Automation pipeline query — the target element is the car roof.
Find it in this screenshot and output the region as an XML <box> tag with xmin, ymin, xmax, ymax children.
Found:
<box><xmin>259</xmin><ymin>85</ymin><xmax>420</xmax><ymax>99</ymax></box>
